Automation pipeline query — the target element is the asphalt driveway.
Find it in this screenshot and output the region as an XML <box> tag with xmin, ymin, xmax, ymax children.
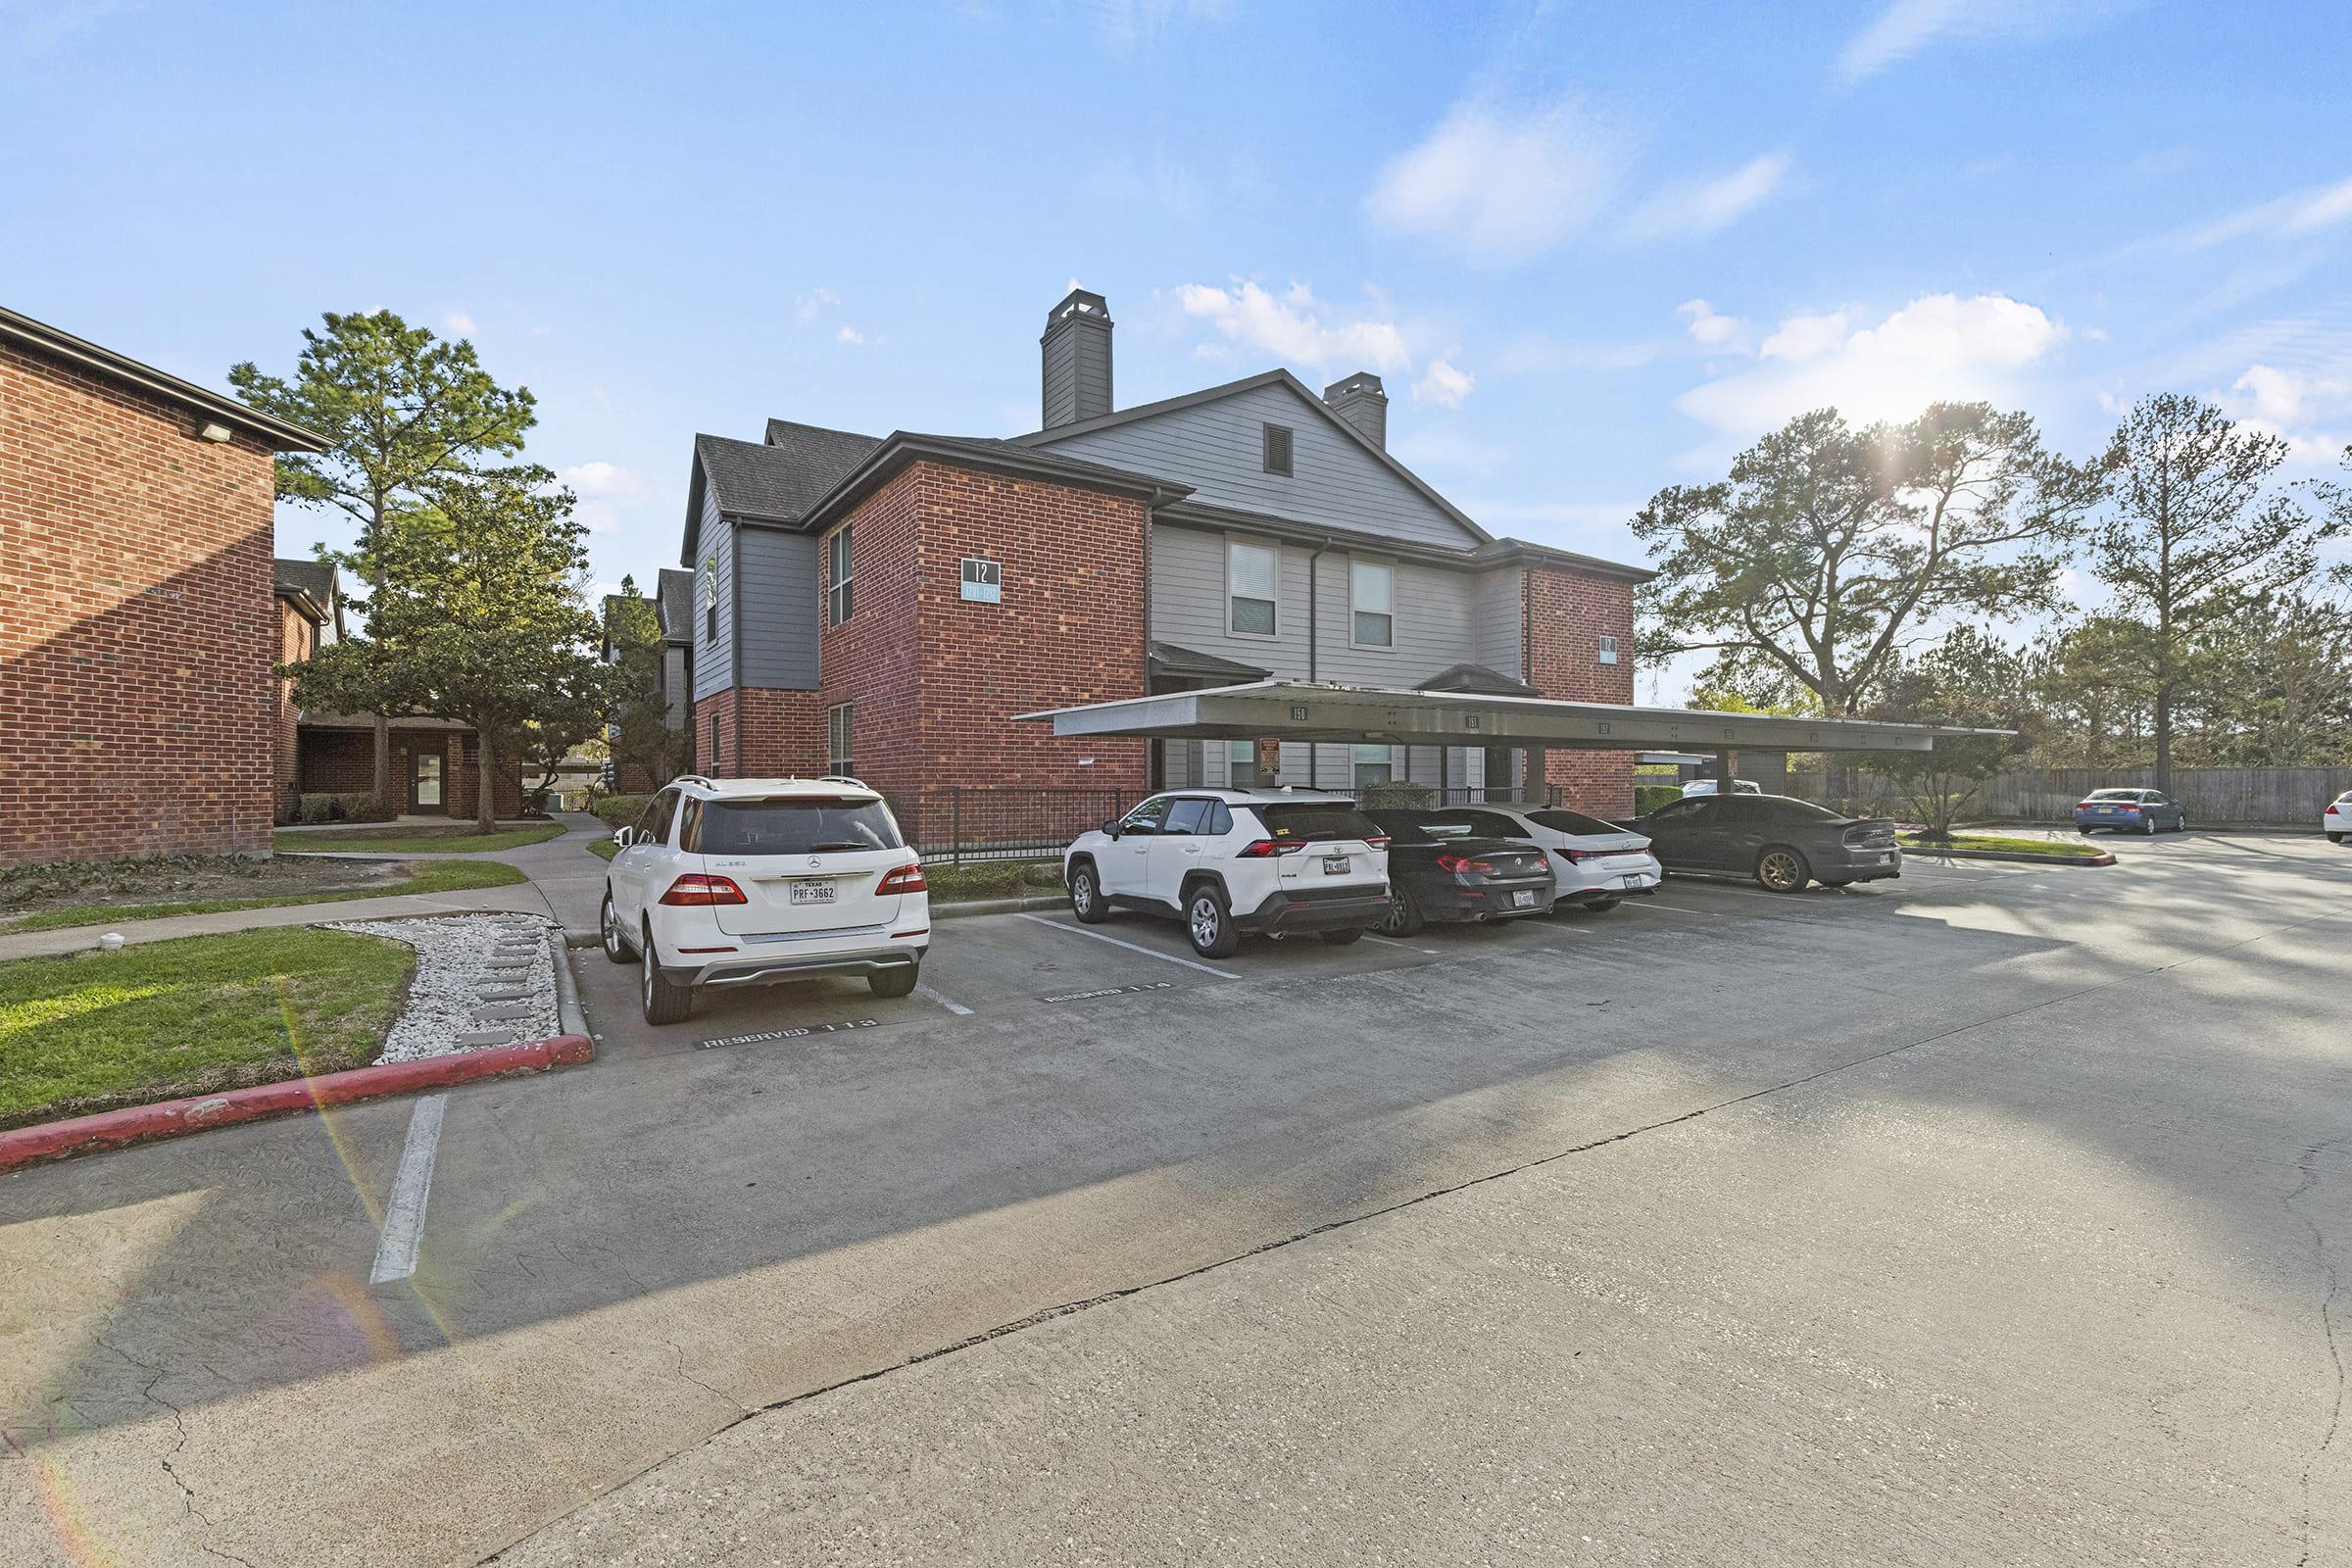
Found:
<box><xmin>3</xmin><ymin>832</ymin><xmax>2346</xmax><ymax>1565</ymax></box>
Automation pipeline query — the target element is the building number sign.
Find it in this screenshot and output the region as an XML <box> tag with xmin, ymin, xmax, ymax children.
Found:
<box><xmin>960</xmin><ymin>558</ymin><xmax>1002</xmax><ymax>603</ymax></box>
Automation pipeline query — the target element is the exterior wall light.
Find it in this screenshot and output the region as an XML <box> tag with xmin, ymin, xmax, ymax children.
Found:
<box><xmin>198</xmin><ymin>421</ymin><xmax>233</xmax><ymax>442</ymax></box>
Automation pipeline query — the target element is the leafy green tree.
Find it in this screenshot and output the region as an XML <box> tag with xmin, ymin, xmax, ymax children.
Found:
<box><xmin>2176</xmin><ymin>578</ymin><xmax>2352</xmax><ymax>766</ymax></box>
<box><xmin>292</xmin><ymin>468</ymin><xmax>610</xmax><ymax>831</ymax></box>
<box><xmin>2026</xmin><ymin>616</ymin><xmax>2155</xmax><ymax>769</ymax></box>
<box><xmin>1635</xmin><ymin>403</ymin><xmax>2100</xmax><ymax>720</ymax></box>
<box><xmin>231</xmin><ymin>312</ymin><xmax>536</xmax><ymax>813</ymax></box>
<box><xmin>606</xmin><ymin>575</ymin><xmax>687</xmax><ymax>787</ymax></box>
<box><xmin>2089</xmin><ymin>394</ymin><xmax>2338</xmax><ymax>788</ymax></box>
<box><xmin>1863</xmin><ymin>626</ymin><xmax>2034</xmax><ymax>839</ymax></box>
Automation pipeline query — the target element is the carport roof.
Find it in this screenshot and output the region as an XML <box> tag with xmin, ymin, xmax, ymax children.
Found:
<box><xmin>1016</xmin><ymin>679</ymin><xmax>2007</xmax><ymax>754</ymax></box>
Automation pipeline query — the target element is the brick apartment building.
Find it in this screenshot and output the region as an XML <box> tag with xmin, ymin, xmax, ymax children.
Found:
<box><xmin>0</xmin><ymin>306</ymin><xmax>324</xmax><ymax>868</ymax></box>
<box><xmin>676</xmin><ymin>288</ymin><xmax>1649</xmax><ymax>815</ymax></box>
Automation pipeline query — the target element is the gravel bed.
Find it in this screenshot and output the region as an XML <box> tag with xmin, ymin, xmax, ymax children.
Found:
<box><xmin>323</xmin><ymin>912</ymin><xmax>560</xmax><ymax>1062</ymax></box>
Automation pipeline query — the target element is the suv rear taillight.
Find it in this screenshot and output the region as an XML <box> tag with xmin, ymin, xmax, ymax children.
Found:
<box><xmin>1435</xmin><ymin>854</ymin><xmax>1496</xmax><ymax>874</ymax></box>
<box><xmin>660</xmin><ymin>873</ymin><xmax>747</xmax><ymax>906</ymax></box>
<box><xmin>1237</xmin><ymin>839</ymin><xmax>1308</xmax><ymax>858</ymax></box>
<box><xmin>876</xmin><ymin>862</ymin><xmax>928</xmax><ymax>895</ymax></box>
<box><xmin>1363</xmin><ymin>835</ymin><xmax>1391</xmax><ymax>850</ymax></box>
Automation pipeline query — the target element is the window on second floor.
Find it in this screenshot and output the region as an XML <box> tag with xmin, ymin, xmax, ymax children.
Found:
<box><xmin>703</xmin><ymin>554</ymin><xmax>717</xmax><ymax>643</ymax></box>
<box><xmin>827</xmin><ymin>526</ymin><xmax>854</xmax><ymax>626</ymax></box>
<box><xmin>1350</xmin><ymin>558</ymin><xmax>1394</xmax><ymax>648</ymax></box>
<box><xmin>1597</xmin><ymin>633</ymin><xmax>1620</xmax><ymax>665</ymax></box>
<box><xmin>1228</xmin><ymin>539</ymin><xmax>1279</xmax><ymax>637</ymax></box>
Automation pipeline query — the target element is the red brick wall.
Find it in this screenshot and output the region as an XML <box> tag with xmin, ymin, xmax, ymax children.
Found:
<box><xmin>818</xmin><ymin>462</ymin><xmax>1148</xmax><ymax>800</ymax></box>
<box><xmin>691</xmin><ymin>687</ymin><xmax>827</xmax><ymax>778</ymax></box>
<box><xmin>298</xmin><ymin>727</ymin><xmax>521</xmax><ymax>817</ymax></box>
<box><xmin>273</xmin><ymin>601</ymin><xmax>315</xmax><ymax>821</ymax></box>
<box><xmin>0</xmin><ymin>339</ymin><xmax>277</xmax><ymax>866</ymax></box>
<box><xmin>1524</xmin><ymin>564</ymin><xmax>1638</xmax><ymax>816</ymax></box>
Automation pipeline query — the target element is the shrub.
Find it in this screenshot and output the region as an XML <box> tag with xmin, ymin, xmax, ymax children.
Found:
<box><xmin>594</xmin><ymin>793</ymin><xmax>652</xmax><ymax>829</ymax></box>
<box><xmin>292</xmin><ymin>792</ymin><xmax>378</xmax><ymax>824</ymax></box>
<box><xmin>1357</xmin><ymin>780</ymin><xmax>1433</xmax><ymax>809</ymax></box>
<box><xmin>1633</xmin><ymin>784</ymin><xmax>1682</xmax><ymax>816</ymax></box>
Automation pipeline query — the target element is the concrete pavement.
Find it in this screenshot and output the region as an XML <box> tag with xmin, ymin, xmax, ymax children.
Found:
<box><xmin>0</xmin><ymin>814</ymin><xmax>611</xmax><ymax>961</ymax></box>
<box><xmin>2</xmin><ymin>832</ymin><xmax>2346</xmax><ymax>1566</ymax></box>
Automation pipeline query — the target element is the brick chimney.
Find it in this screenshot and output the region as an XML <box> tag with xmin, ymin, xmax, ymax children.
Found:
<box><xmin>1040</xmin><ymin>288</ymin><xmax>1113</xmax><ymax>428</ymax></box>
<box><xmin>1323</xmin><ymin>371</ymin><xmax>1388</xmax><ymax>449</ymax></box>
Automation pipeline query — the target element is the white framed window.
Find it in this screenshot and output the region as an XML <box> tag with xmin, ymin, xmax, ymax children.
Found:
<box><xmin>704</xmin><ymin>554</ymin><xmax>717</xmax><ymax>643</ymax></box>
<box><xmin>1227</xmin><ymin>538</ymin><xmax>1278</xmax><ymax>637</ymax></box>
<box><xmin>1597</xmin><ymin>633</ymin><xmax>1619</xmax><ymax>665</ymax></box>
<box><xmin>960</xmin><ymin>557</ymin><xmax>1002</xmax><ymax>604</ymax></box>
<box><xmin>1352</xmin><ymin>743</ymin><xmax>1394</xmax><ymax>788</ymax></box>
<box><xmin>1227</xmin><ymin>739</ymin><xmax>1259</xmax><ymax>788</ymax></box>
<box><xmin>827</xmin><ymin>526</ymin><xmax>854</xmax><ymax>626</ymax></box>
<box><xmin>1349</xmin><ymin>557</ymin><xmax>1394</xmax><ymax>649</ymax></box>
<box><xmin>827</xmin><ymin>703</ymin><xmax>854</xmax><ymax>776</ymax></box>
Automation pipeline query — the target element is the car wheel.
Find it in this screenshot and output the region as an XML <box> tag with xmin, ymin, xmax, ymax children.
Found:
<box><xmin>1185</xmin><ymin>884</ymin><xmax>1241</xmax><ymax>958</ymax></box>
<box><xmin>1068</xmin><ymin>862</ymin><xmax>1108</xmax><ymax>924</ymax></box>
<box><xmin>1318</xmin><ymin>927</ymin><xmax>1367</xmax><ymax>946</ymax></box>
<box><xmin>599</xmin><ymin>892</ymin><xmax>632</xmax><ymax>964</ymax></box>
<box><xmin>639</xmin><ymin>924</ymin><xmax>693</xmax><ymax>1025</ymax></box>
<box><xmin>1378</xmin><ymin>886</ymin><xmax>1425</xmax><ymax>938</ymax></box>
<box><xmin>869</xmin><ymin>961</ymin><xmax>919</xmax><ymax>999</ymax></box>
<box><xmin>1583</xmin><ymin>896</ymin><xmax>1623</xmax><ymax>912</ymax></box>
<box><xmin>1755</xmin><ymin>846</ymin><xmax>1810</xmax><ymax>894</ymax></box>
<box><xmin>2142</xmin><ymin>814</ymin><xmax>2158</xmax><ymax>836</ymax></box>
<box><xmin>2328</xmin><ymin>831</ymin><xmax>2344</xmax><ymax>845</ymax></box>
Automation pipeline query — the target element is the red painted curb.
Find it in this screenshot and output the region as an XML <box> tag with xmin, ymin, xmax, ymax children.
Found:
<box><xmin>0</xmin><ymin>1035</ymin><xmax>595</xmax><ymax>1174</ymax></box>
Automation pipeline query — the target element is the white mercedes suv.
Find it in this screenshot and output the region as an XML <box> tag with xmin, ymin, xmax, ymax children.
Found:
<box><xmin>600</xmin><ymin>775</ymin><xmax>930</xmax><ymax>1024</ymax></box>
<box><xmin>1061</xmin><ymin>789</ymin><xmax>1392</xmax><ymax>958</ymax></box>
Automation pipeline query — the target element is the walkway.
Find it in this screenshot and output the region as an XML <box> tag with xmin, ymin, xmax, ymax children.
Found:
<box><xmin>0</xmin><ymin>813</ymin><xmax>610</xmax><ymax>962</ymax></box>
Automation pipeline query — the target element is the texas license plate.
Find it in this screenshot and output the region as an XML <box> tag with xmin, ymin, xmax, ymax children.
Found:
<box><xmin>1510</xmin><ymin>890</ymin><xmax>1538</xmax><ymax>908</ymax></box>
<box><xmin>1323</xmin><ymin>856</ymin><xmax>1350</xmax><ymax>875</ymax></box>
<box><xmin>788</xmin><ymin>881</ymin><xmax>836</xmax><ymax>906</ymax></box>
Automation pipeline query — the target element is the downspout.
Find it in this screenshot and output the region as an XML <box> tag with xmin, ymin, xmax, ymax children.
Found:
<box><xmin>728</xmin><ymin>517</ymin><xmax>746</xmax><ymax>776</ymax></box>
<box><xmin>1306</xmin><ymin>533</ymin><xmax>1333</xmax><ymax>789</ymax></box>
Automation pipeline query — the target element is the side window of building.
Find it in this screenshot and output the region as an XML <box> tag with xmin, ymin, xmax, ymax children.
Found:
<box><xmin>1350</xmin><ymin>557</ymin><xmax>1394</xmax><ymax>649</ymax></box>
<box><xmin>827</xmin><ymin>526</ymin><xmax>854</xmax><ymax>626</ymax></box>
<box><xmin>1228</xmin><ymin>539</ymin><xmax>1278</xmax><ymax>637</ymax></box>
<box><xmin>828</xmin><ymin>703</ymin><xmax>855</xmax><ymax>776</ymax></box>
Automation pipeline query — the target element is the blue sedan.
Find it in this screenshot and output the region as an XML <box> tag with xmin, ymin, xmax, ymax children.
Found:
<box><xmin>2074</xmin><ymin>788</ymin><xmax>2187</xmax><ymax>834</ymax></box>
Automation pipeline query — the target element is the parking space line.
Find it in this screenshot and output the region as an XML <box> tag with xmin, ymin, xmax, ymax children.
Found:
<box><xmin>369</xmin><ymin>1093</ymin><xmax>447</xmax><ymax>1286</ymax></box>
<box><xmin>1012</xmin><ymin>912</ymin><xmax>1241</xmax><ymax>979</ymax></box>
<box><xmin>913</xmin><ymin>982</ymin><xmax>973</xmax><ymax>1016</ymax></box>
<box><xmin>1362</xmin><ymin>932</ymin><xmax>1441</xmax><ymax>955</ymax></box>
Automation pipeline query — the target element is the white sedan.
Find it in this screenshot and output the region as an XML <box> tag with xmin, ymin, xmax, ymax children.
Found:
<box><xmin>2328</xmin><ymin>789</ymin><xmax>2349</xmax><ymax>845</ymax></box>
<box><xmin>1416</xmin><ymin>804</ymin><xmax>1662</xmax><ymax>912</ymax></box>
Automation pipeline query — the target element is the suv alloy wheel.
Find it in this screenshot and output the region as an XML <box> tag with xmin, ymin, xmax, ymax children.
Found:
<box><xmin>600</xmin><ymin>892</ymin><xmax>631</xmax><ymax>964</ymax></box>
<box><xmin>640</xmin><ymin>923</ymin><xmax>693</xmax><ymax>1024</ymax></box>
<box><xmin>1068</xmin><ymin>862</ymin><xmax>1107</xmax><ymax>924</ymax></box>
<box><xmin>1185</xmin><ymin>883</ymin><xmax>1240</xmax><ymax>958</ymax></box>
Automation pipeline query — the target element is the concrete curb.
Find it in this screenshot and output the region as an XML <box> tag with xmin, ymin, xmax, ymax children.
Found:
<box><xmin>1903</xmin><ymin>844</ymin><xmax>2117</xmax><ymax>867</ymax></box>
<box><xmin>0</xmin><ymin>1034</ymin><xmax>596</xmax><ymax>1174</ymax></box>
<box><xmin>933</xmin><ymin>894</ymin><xmax>1068</xmax><ymax>920</ymax></box>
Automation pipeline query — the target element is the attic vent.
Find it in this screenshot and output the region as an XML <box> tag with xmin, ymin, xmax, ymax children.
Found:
<box><xmin>1261</xmin><ymin>422</ymin><xmax>1294</xmax><ymax>476</ymax></box>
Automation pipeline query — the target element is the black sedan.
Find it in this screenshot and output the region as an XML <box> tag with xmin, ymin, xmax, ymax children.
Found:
<box><xmin>1632</xmin><ymin>794</ymin><xmax>1901</xmax><ymax>893</ymax></box>
<box><xmin>1366</xmin><ymin>809</ymin><xmax>1554</xmax><ymax>936</ymax></box>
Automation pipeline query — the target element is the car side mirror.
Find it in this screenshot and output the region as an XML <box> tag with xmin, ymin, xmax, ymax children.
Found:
<box><xmin>613</xmin><ymin>827</ymin><xmax>634</xmax><ymax>847</ymax></box>
<box><xmin>1102</xmin><ymin>820</ymin><xmax>1122</xmax><ymax>839</ymax></box>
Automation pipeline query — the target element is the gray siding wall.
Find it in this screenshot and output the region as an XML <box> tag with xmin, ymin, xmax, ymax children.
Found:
<box><xmin>735</xmin><ymin>525</ymin><xmax>821</xmax><ymax>689</ymax></box>
<box><xmin>1044</xmin><ymin>380</ymin><xmax>1480</xmax><ymax>550</ymax></box>
<box><xmin>1474</xmin><ymin>567</ymin><xmax>1524</xmax><ymax>683</ymax></box>
<box><xmin>1311</xmin><ymin>549</ymin><xmax>1479</xmax><ymax>688</ymax></box>
<box><xmin>691</xmin><ymin>494</ymin><xmax>732</xmax><ymax>704</ymax></box>
<box><xmin>1149</xmin><ymin>522</ymin><xmax>1310</xmax><ymax>677</ymax></box>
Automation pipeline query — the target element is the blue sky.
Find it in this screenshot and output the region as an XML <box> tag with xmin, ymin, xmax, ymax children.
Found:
<box><xmin>6</xmin><ymin>0</ymin><xmax>2348</xmax><ymax>697</ymax></box>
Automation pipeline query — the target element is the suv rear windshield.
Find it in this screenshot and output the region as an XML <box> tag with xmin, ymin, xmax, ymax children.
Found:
<box><xmin>682</xmin><ymin>797</ymin><xmax>906</xmax><ymax>856</ymax></box>
<box><xmin>1529</xmin><ymin>808</ymin><xmax>1624</xmax><ymax>836</ymax></box>
<box><xmin>1251</xmin><ymin>803</ymin><xmax>1378</xmax><ymax>844</ymax></box>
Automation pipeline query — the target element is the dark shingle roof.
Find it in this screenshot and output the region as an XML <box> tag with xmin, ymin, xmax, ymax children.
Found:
<box><xmin>760</xmin><ymin>418</ymin><xmax>887</xmax><ymax>514</ymax></box>
<box><xmin>1418</xmin><ymin>662</ymin><xmax>1538</xmax><ymax>697</ymax></box>
<box><xmin>656</xmin><ymin>567</ymin><xmax>693</xmax><ymax>644</ymax></box>
<box><xmin>273</xmin><ymin>557</ymin><xmax>336</xmax><ymax>620</ymax></box>
<box><xmin>898</xmin><ymin>433</ymin><xmax>1179</xmax><ymax>494</ymax></box>
<box><xmin>1150</xmin><ymin>641</ymin><xmax>1270</xmax><ymax>684</ymax></box>
<box><xmin>696</xmin><ymin>429</ymin><xmax>877</xmax><ymax>525</ymax></box>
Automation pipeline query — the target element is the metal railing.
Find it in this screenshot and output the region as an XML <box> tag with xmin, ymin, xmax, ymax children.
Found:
<box><xmin>890</xmin><ymin>787</ymin><xmax>1136</xmax><ymax>865</ymax></box>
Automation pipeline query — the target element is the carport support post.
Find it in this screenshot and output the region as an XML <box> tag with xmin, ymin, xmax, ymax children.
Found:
<box><xmin>1713</xmin><ymin>749</ymin><xmax>1737</xmax><ymax>792</ymax></box>
<box><xmin>1525</xmin><ymin>745</ymin><xmax>1546</xmax><ymax>807</ymax></box>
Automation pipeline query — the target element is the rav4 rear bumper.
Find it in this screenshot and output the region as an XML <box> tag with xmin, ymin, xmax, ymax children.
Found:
<box><xmin>1238</xmin><ymin>887</ymin><xmax>1393</xmax><ymax>935</ymax></box>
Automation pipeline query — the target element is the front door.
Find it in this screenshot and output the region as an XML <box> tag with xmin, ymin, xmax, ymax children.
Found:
<box><xmin>410</xmin><ymin>748</ymin><xmax>445</xmax><ymax>813</ymax></box>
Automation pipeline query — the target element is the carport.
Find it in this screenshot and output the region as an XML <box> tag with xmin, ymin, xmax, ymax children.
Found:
<box><xmin>1016</xmin><ymin>679</ymin><xmax>1993</xmax><ymax>800</ymax></box>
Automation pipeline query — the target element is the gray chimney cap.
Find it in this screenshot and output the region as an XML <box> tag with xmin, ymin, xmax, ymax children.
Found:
<box><xmin>1043</xmin><ymin>288</ymin><xmax>1114</xmax><ymax>338</ymax></box>
<box><xmin>1324</xmin><ymin>371</ymin><xmax>1386</xmax><ymax>401</ymax></box>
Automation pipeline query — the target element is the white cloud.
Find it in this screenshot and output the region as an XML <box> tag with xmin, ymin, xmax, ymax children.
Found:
<box><xmin>1366</xmin><ymin>98</ymin><xmax>1627</xmax><ymax>266</ymax></box>
<box><xmin>836</xmin><ymin>325</ymin><xmax>866</xmax><ymax>345</ymax></box>
<box><xmin>1677</xmin><ymin>299</ymin><xmax>1742</xmax><ymax>347</ymax></box>
<box><xmin>559</xmin><ymin>461</ymin><xmax>652</xmax><ymax>534</ymax></box>
<box><xmin>1412</xmin><ymin>358</ymin><xmax>1474</xmax><ymax>408</ymax></box>
<box><xmin>794</xmin><ymin>287</ymin><xmax>842</xmax><ymax>323</ymax></box>
<box><xmin>1625</xmin><ymin>153</ymin><xmax>1791</xmax><ymax>241</ymax></box>
<box><xmin>1173</xmin><ymin>280</ymin><xmax>1412</xmax><ymax>374</ymax></box>
<box><xmin>1676</xmin><ymin>292</ymin><xmax>2068</xmax><ymax>445</ymax></box>
<box><xmin>443</xmin><ymin>311</ymin><xmax>477</xmax><ymax>337</ymax></box>
<box><xmin>2221</xmin><ymin>363</ymin><xmax>2352</xmax><ymax>471</ymax></box>
<box><xmin>1838</xmin><ymin>0</ymin><xmax>2128</xmax><ymax>84</ymax></box>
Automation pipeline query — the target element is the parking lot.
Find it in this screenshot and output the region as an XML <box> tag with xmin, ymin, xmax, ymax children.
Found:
<box><xmin>4</xmin><ymin>831</ymin><xmax>2348</xmax><ymax>1566</ymax></box>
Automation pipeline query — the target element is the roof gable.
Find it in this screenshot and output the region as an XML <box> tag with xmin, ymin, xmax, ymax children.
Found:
<box><xmin>1019</xmin><ymin>369</ymin><xmax>1489</xmax><ymax>552</ymax></box>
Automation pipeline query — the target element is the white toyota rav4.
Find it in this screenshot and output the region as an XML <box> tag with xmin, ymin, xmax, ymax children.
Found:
<box><xmin>600</xmin><ymin>775</ymin><xmax>930</xmax><ymax>1024</ymax></box>
<box><xmin>1061</xmin><ymin>789</ymin><xmax>1392</xmax><ymax>958</ymax></box>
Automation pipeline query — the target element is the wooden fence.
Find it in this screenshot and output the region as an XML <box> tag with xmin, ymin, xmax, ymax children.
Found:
<box><xmin>1783</xmin><ymin>766</ymin><xmax>2352</xmax><ymax>825</ymax></box>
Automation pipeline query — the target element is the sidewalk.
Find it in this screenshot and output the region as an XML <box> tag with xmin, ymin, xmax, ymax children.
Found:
<box><xmin>0</xmin><ymin>813</ymin><xmax>610</xmax><ymax>962</ymax></box>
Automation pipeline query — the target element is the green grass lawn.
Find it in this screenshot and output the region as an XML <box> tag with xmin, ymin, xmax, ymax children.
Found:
<box><xmin>0</xmin><ymin>928</ymin><xmax>415</xmax><ymax>1129</ymax></box>
<box><xmin>1901</xmin><ymin>833</ymin><xmax>2108</xmax><ymax>858</ymax></box>
<box><xmin>922</xmin><ymin>859</ymin><xmax>1065</xmax><ymax>902</ymax></box>
<box><xmin>4</xmin><ymin>859</ymin><xmax>525</xmax><ymax>933</ymax></box>
<box><xmin>586</xmin><ymin>838</ymin><xmax>619</xmax><ymax>861</ymax></box>
<box><xmin>273</xmin><ymin>822</ymin><xmax>564</xmax><ymax>855</ymax></box>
